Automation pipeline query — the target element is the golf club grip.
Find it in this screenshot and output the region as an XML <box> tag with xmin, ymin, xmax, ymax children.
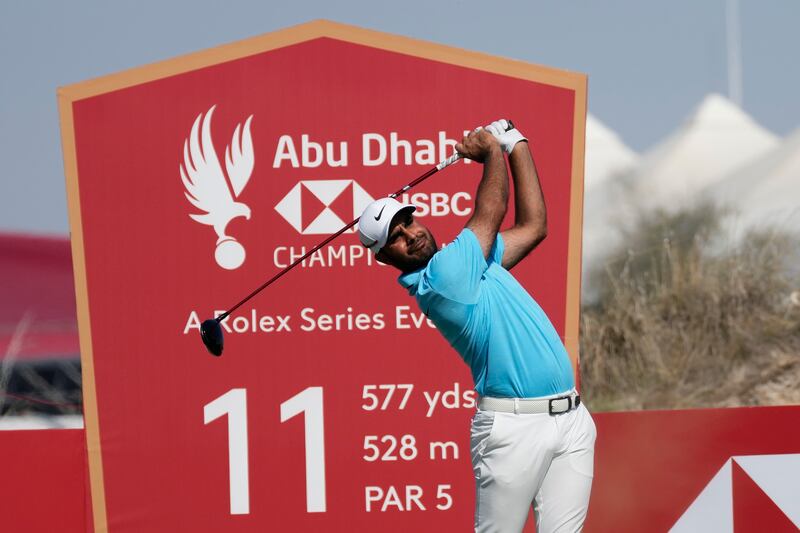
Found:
<box><xmin>436</xmin><ymin>152</ymin><xmax>462</xmax><ymax>170</ymax></box>
<box><xmin>217</xmin><ymin>154</ymin><xmax>463</xmax><ymax>321</ymax></box>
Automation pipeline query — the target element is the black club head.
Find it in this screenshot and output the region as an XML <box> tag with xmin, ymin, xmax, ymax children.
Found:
<box><xmin>200</xmin><ymin>319</ymin><xmax>224</xmax><ymax>356</ymax></box>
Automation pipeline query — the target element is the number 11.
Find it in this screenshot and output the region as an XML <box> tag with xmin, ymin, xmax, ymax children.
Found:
<box><xmin>204</xmin><ymin>387</ymin><xmax>326</xmax><ymax>515</ymax></box>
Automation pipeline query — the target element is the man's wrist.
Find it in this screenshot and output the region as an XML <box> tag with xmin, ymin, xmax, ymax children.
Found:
<box><xmin>486</xmin><ymin>144</ymin><xmax>504</xmax><ymax>158</ymax></box>
<box><xmin>509</xmin><ymin>139</ymin><xmax>529</xmax><ymax>157</ymax></box>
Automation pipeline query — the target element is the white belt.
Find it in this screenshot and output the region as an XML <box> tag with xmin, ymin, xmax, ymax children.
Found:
<box><xmin>479</xmin><ymin>392</ymin><xmax>581</xmax><ymax>415</ymax></box>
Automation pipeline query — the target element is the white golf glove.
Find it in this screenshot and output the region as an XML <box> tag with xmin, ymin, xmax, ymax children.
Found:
<box><xmin>485</xmin><ymin>119</ymin><xmax>527</xmax><ymax>154</ymax></box>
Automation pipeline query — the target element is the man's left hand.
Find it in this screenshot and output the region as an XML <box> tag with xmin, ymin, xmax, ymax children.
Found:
<box><xmin>485</xmin><ymin>119</ymin><xmax>527</xmax><ymax>154</ymax></box>
<box><xmin>456</xmin><ymin>127</ymin><xmax>502</xmax><ymax>163</ymax></box>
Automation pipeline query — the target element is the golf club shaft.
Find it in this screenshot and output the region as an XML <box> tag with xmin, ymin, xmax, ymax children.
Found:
<box><xmin>216</xmin><ymin>152</ymin><xmax>462</xmax><ymax>322</ymax></box>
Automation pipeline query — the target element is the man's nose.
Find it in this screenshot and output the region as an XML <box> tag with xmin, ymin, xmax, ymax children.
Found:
<box><xmin>400</xmin><ymin>226</ymin><xmax>416</xmax><ymax>240</ymax></box>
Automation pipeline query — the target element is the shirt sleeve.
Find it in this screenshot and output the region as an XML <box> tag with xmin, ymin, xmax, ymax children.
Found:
<box><xmin>420</xmin><ymin>228</ymin><xmax>489</xmax><ymax>304</ymax></box>
<box><xmin>490</xmin><ymin>232</ymin><xmax>505</xmax><ymax>265</ymax></box>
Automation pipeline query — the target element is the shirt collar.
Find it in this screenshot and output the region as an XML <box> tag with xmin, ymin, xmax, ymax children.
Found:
<box><xmin>397</xmin><ymin>268</ymin><xmax>423</xmax><ymax>295</ymax></box>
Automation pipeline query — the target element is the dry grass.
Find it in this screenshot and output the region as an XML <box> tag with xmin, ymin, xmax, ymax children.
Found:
<box><xmin>580</xmin><ymin>204</ymin><xmax>800</xmax><ymax>411</ymax></box>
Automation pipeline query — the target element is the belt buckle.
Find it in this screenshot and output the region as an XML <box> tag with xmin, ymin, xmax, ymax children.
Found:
<box><xmin>548</xmin><ymin>397</ymin><xmax>559</xmax><ymax>415</ymax></box>
<box><xmin>548</xmin><ymin>396</ymin><xmax>572</xmax><ymax>415</ymax></box>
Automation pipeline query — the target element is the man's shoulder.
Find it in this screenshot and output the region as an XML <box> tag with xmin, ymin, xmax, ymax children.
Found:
<box><xmin>430</xmin><ymin>228</ymin><xmax>481</xmax><ymax>264</ymax></box>
<box><xmin>432</xmin><ymin>227</ymin><xmax>505</xmax><ymax>269</ymax></box>
<box><xmin>415</xmin><ymin>228</ymin><xmax>490</xmax><ymax>305</ymax></box>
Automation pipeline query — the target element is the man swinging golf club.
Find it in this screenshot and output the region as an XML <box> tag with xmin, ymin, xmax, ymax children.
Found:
<box><xmin>358</xmin><ymin>120</ymin><xmax>596</xmax><ymax>533</ymax></box>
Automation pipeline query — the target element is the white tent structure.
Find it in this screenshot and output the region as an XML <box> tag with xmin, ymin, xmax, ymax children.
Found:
<box><xmin>581</xmin><ymin>115</ymin><xmax>639</xmax><ymax>282</ymax></box>
<box><xmin>627</xmin><ymin>93</ymin><xmax>779</xmax><ymax>210</ymax></box>
<box><xmin>702</xmin><ymin>127</ymin><xmax>800</xmax><ymax>235</ymax></box>
<box><xmin>584</xmin><ymin>114</ymin><xmax>639</xmax><ymax>189</ymax></box>
<box><xmin>581</xmin><ymin>94</ymin><xmax>779</xmax><ymax>281</ymax></box>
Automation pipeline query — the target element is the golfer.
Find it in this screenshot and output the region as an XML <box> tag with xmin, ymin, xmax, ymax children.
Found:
<box><xmin>358</xmin><ymin>120</ymin><xmax>596</xmax><ymax>532</ymax></box>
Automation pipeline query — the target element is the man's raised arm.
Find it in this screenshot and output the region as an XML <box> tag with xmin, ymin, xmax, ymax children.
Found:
<box><xmin>486</xmin><ymin>120</ymin><xmax>547</xmax><ymax>270</ymax></box>
<box><xmin>456</xmin><ymin>128</ymin><xmax>509</xmax><ymax>259</ymax></box>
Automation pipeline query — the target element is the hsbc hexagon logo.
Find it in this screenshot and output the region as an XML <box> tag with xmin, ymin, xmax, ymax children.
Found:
<box><xmin>275</xmin><ymin>180</ymin><xmax>374</xmax><ymax>234</ymax></box>
<box><xmin>670</xmin><ymin>454</ymin><xmax>800</xmax><ymax>532</ymax></box>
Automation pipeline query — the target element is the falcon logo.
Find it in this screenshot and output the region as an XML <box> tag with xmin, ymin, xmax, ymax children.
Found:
<box><xmin>180</xmin><ymin>105</ymin><xmax>254</xmax><ymax>270</ymax></box>
<box><xmin>275</xmin><ymin>180</ymin><xmax>374</xmax><ymax>235</ymax></box>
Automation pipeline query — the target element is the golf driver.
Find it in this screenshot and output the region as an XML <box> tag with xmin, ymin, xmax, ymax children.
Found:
<box><xmin>200</xmin><ymin>151</ymin><xmax>464</xmax><ymax>356</ymax></box>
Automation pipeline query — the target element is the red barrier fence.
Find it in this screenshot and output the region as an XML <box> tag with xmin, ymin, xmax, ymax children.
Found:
<box><xmin>3</xmin><ymin>406</ymin><xmax>799</xmax><ymax>531</ymax></box>
<box><xmin>0</xmin><ymin>429</ymin><xmax>90</xmax><ymax>533</ymax></box>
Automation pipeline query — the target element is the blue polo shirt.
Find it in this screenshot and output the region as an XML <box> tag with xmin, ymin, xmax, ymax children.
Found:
<box><xmin>398</xmin><ymin>228</ymin><xmax>574</xmax><ymax>398</ymax></box>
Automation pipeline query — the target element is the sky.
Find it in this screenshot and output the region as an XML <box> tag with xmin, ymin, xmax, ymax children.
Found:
<box><xmin>1</xmin><ymin>0</ymin><xmax>799</xmax><ymax>235</ymax></box>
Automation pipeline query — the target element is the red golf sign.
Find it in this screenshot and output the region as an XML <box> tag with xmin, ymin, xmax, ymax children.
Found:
<box><xmin>59</xmin><ymin>20</ymin><xmax>586</xmax><ymax>531</ymax></box>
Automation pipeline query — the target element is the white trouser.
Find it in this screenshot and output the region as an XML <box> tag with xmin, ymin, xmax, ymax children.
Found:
<box><xmin>470</xmin><ymin>401</ymin><xmax>596</xmax><ymax>533</ymax></box>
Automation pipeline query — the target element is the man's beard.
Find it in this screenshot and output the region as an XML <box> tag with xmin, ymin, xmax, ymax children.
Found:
<box><xmin>399</xmin><ymin>233</ymin><xmax>438</xmax><ymax>272</ymax></box>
